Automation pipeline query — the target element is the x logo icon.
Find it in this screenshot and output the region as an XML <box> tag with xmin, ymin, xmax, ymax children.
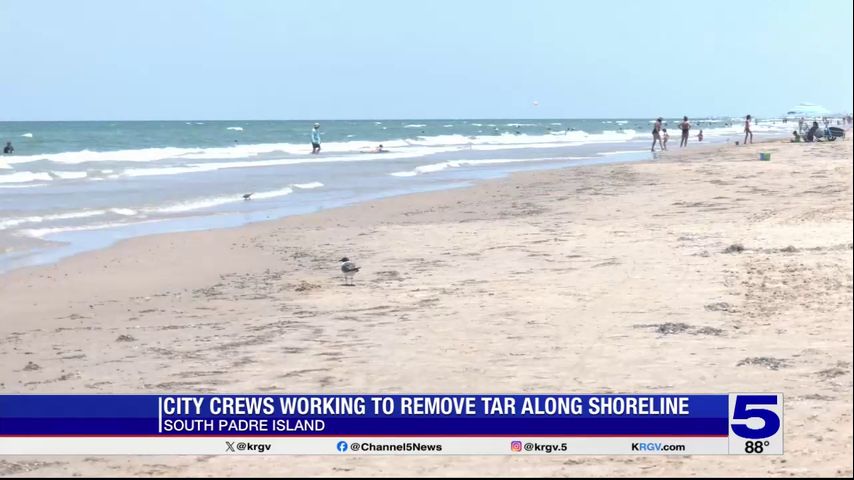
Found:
<box><xmin>225</xmin><ymin>441</ymin><xmax>235</xmax><ymax>452</ymax></box>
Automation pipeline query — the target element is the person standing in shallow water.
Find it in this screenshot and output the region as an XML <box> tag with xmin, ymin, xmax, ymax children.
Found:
<box><xmin>679</xmin><ymin>116</ymin><xmax>691</xmax><ymax>147</ymax></box>
<box><xmin>743</xmin><ymin>115</ymin><xmax>753</xmax><ymax>145</ymax></box>
<box><xmin>3</xmin><ymin>142</ymin><xmax>13</xmax><ymax>154</ymax></box>
<box><xmin>651</xmin><ymin>117</ymin><xmax>663</xmax><ymax>152</ymax></box>
<box><xmin>310</xmin><ymin>123</ymin><xmax>322</xmax><ymax>154</ymax></box>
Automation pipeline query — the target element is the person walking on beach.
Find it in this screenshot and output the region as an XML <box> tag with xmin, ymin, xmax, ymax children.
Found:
<box><xmin>651</xmin><ymin>117</ymin><xmax>663</xmax><ymax>151</ymax></box>
<box><xmin>679</xmin><ymin>116</ymin><xmax>691</xmax><ymax>147</ymax></box>
<box><xmin>3</xmin><ymin>142</ymin><xmax>13</xmax><ymax>154</ymax></box>
<box><xmin>662</xmin><ymin>128</ymin><xmax>670</xmax><ymax>150</ymax></box>
<box><xmin>311</xmin><ymin>123</ymin><xmax>322</xmax><ymax>154</ymax></box>
<box><xmin>743</xmin><ymin>115</ymin><xmax>753</xmax><ymax>145</ymax></box>
<box><xmin>697</xmin><ymin>130</ymin><xmax>704</xmax><ymax>142</ymax></box>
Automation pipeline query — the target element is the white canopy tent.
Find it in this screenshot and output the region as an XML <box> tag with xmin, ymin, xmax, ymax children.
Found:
<box><xmin>786</xmin><ymin>102</ymin><xmax>832</xmax><ymax>117</ymax></box>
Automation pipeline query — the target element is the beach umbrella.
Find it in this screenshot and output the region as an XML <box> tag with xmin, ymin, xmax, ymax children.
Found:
<box><xmin>786</xmin><ymin>102</ymin><xmax>831</xmax><ymax>116</ymax></box>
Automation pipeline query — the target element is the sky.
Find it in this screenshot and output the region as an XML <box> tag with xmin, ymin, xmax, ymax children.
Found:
<box><xmin>1</xmin><ymin>0</ymin><xmax>852</xmax><ymax>120</ymax></box>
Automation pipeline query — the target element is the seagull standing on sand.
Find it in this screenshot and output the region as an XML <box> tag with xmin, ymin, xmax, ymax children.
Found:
<box><xmin>340</xmin><ymin>257</ymin><xmax>360</xmax><ymax>285</ymax></box>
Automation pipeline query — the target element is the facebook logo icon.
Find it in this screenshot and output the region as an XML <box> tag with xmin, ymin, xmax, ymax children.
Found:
<box><xmin>336</xmin><ymin>441</ymin><xmax>348</xmax><ymax>452</ymax></box>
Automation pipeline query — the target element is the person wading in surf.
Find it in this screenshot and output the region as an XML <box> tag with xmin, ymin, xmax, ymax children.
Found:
<box><xmin>311</xmin><ymin>123</ymin><xmax>322</xmax><ymax>154</ymax></box>
<box><xmin>651</xmin><ymin>117</ymin><xmax>663</xmax><ymax>152</ymax></box>
<box><xmin>679</xmin><ymin>116</ymin><xmax>691</xmax><ymax>147</ymax></box>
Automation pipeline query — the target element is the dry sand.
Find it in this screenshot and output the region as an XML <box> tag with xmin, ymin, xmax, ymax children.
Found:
<box><xmin>0</xmin><ymin>140</ymin><xmax>851</xmax><ymax>477</ymax></box>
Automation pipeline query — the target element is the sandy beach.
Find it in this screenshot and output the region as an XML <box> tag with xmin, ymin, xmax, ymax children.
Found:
<box><xmin>0</xmin><ymin>140</ymin><xmax>851</xmax><ymax>477</ymax></box>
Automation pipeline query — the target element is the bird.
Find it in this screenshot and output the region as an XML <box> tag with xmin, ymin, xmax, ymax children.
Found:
<box><xmin>242</xmin><ymin>193</ymin><xmax>253</xmax><ymax>200</ymax></box>
<box><xmin>339</xmin><ymin>257</ymin><xmax>360</xmax><ymax>285</ymax></box>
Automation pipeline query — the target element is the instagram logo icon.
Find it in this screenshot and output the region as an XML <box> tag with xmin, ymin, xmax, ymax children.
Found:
<box><xmin>511</xmin><ymin>441</ymin><xmax>523</xmax><ymax>452</ymax></box>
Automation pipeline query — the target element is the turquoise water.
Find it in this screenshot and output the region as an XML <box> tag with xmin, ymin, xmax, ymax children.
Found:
<box><xmin>0</xmin><ymin>118</ymin><xmax>790</xmax><ymax>272</ymax></box>
<box><xmin>0</xmin><ymin>119</ymin><xmax>706</xmax><ymax>154</ymax></box>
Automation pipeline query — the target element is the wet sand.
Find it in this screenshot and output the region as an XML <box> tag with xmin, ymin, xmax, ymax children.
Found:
<box><xmin>0</xmin><ymin>140</ymin><xmax>852</xmax><ymax>477</ymax></box>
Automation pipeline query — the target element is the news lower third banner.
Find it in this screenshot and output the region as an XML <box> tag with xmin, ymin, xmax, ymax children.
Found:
<box><xmin>0</xmin><ymin>394</ymin><xmax>782</xmax><ymax>455</ymax></box>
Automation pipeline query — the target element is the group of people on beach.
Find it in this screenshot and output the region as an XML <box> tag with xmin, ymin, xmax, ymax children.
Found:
<box><xmin>791</xmin><ymin>115</ymin><xmax>854</xmax><ymax>143</ymax></box>
<box><xmin>652</xmin><ymin>115</ymin><xmax>760</xmax><ymax>152</ymax></box>
<box><xmin>313</xmin><ymin>114</ymin><xmax>850</xmax><ymax>155</ymax></box>
<box><xmin>792</xmin><ymin>120</ymin><xmax>846</xmax><ymax>143</ymax></box>
<box><xmin>651</xmin><ymin>116</ymin><xmax>705</xmax><ymax>152</ymax></box>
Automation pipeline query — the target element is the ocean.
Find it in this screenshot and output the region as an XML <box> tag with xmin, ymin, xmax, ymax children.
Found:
<box><xmin>0</xmin><ymin>118</ymin><xmax>791</xmax><ymax>272</ymax></box>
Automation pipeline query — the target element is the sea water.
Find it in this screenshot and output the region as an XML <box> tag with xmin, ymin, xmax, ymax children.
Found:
<box><xmin>0</xmin><ymin>118</ymin><xmax>790</xmax><ymax>272</ymax></box>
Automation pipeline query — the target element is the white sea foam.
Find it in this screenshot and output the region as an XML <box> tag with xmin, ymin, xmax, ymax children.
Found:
<box><xmin>2</xmin><ymin>170</ymin><xmax>106</xmax><ymax>183</ymax></box>
<box><xmin>0</xmin><ymin>171</ymin><xmax>53</xmax><ymax>184</ymax></box>
<box><xmin>122</xmin><ymin>164</ymin><xmax>223</xmax><ymax>178</ymax></box>
<box><xmin>111</xmin><ymin>208</ymin><xmax>137</xmax><ymax>216</ymax></box>
<box><xmin>178</xmin><ymin>149</ymin><xmax>460</xmax><ymax>172</ymax></box>
<box><xmin>0</xmin><ymin>183</ymin><xmax>49</xmax><ymax>189</ymax></box>
<box><xmin>49</xmin><ymin>171</ymin><xmax>88</xmax><ymax>180</ymax></box>
<box><xmin>599</xmin><ymin>149</ymin><xmax>652</xmax><ymax>156</ymax></box>
<box><xmin>226</xmin><ymin>126</ymin><xmax>244</xmax><ymax>131</ymax></box>
<box><xmin>7</xmin><ymin>147</ymin><xmax>210</xmax><ymax>165</ymax></box>
<box><xmin>152</xmin><ymin>196</ymin><xmax>247</xmax><ymax>214</ymax></box>
<box><xmin>120</xmin><ymin>148</ymin><xmax>449</xmax><ymax>179</ymax></box>
<box><xmin>0</xmin><ymin>209</ymin><xmax>110</xmax><ymax>230</ymax></box>
<box><xmin>404</xmin><ymin>124</ymin><xmax>426</xmax><ymax>128</ymax></box>
<box><xmin>249</xmin><ymin>187</ymin><xmax>294</xmax><ymax>200</ymax></box>
<box><xmin>21</xmin><ymin>133</ymin><xmax>33</xmax><ymax>138</ymax></box>
<box><xmin>418</xmin><ymin>130</ymin><xmax>636</xmax><ymax>149</ymax></box>
<box><xmin>5</xmin><ymin>142</ymin><xmax>321</xmax><ymax>165</ymax></box>
<box><xmin>1</xmin><ymin>181</ymin><xmax>312</xmax><ymax>234</ymax></box>
<box><xmin>20</xmin><ymin>219</ymin><xmax>165</xmax><ymax>239</ymax></box>
<box><xmin>390</xmin><ymin>158</ymin><xmax>553</xmax><ymax>177</ymax></box>
<box><xmin>147</xmin><ymin>184</ymin><xmax>303</xmax><ymax>214</ymax></box>
<box><xmin>292</xmin><ymin>182</ymin><xmax>324</xmax><ymax>189</ymax></box>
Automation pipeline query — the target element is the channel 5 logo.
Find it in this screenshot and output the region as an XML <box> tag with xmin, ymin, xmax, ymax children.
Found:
<box><xmin>510</xmin><ymin>441</ymin><xmax>523</xmax><ymax>452</ymax></box>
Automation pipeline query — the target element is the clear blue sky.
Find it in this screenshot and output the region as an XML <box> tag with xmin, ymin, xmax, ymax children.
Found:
<box><xmin>1</xmin><ymin>0</ymin><xmax>852</xmax><ymax>120</ymax></box>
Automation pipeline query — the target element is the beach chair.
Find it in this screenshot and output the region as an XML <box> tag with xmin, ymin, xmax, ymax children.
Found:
<box><xmin>828</xmin><ymin>127</ymin><xmax>846</xmax><ymax>140</ymax></box>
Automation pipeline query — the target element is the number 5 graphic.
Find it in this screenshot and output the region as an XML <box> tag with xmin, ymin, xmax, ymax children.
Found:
<box><xmin>731</xmin><ymin>395</ymin><xmax>781</xmax><ymax>439</ymax></box>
